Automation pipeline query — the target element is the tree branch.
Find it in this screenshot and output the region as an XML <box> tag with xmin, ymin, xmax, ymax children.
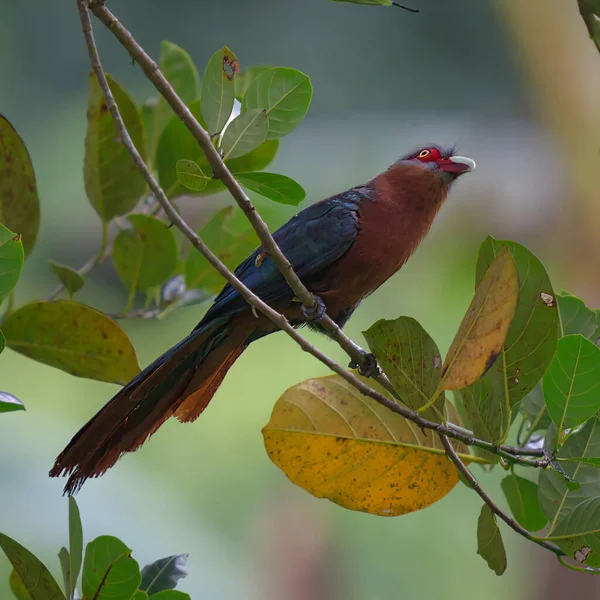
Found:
<box><xmin>77</xmin><ymin>0</ymin><xmax>551</xmax><ymax>468</ymax></box>
<box><xmin>439</xmin><ymin>435</ymin><xmax>565</xmax><ymax>557</ymax></box>
<box><xmin>87</xmin><ymin>0</ymin><xmax>386</xmax><ymax>381</ymax></box>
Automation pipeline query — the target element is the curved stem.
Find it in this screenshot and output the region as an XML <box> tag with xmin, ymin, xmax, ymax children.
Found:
<box><xmin>439</xmin><ymin>435</ymin><xmax>565</xmax><ymax>557</ymax></box>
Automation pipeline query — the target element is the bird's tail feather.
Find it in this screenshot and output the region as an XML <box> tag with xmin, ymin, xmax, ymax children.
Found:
<box><xmin>49</xmin><ymin>315</ymin><xmax>251</xmax><ymax>494</ymax></box>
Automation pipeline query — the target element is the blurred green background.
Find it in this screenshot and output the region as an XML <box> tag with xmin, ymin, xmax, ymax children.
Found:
<box><xmin>1</xmin><ymin>0</ymin><xmax>599</xmax><ymax>598</ymax></box>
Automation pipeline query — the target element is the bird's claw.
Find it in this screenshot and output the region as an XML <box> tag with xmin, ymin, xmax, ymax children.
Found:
<box><xmin>302</xmin><ymin>295</ymin><xmax>326</xmax><ymax>322</ymax></box>
<box><xmin>349</xmin><ymin>352</ymin><xmax>379</xmax><ymax>378</ymax></box>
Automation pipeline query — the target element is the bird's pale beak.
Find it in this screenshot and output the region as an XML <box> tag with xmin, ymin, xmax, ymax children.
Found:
<box><xmin>439</xmin><ymin>155</ymin><xmax>476</xmax><ymax>175</ymax></box>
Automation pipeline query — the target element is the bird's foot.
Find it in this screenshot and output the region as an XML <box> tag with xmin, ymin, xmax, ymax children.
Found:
<box><xmin>349</xmin><ymin>352</ymin><xmax>379</xmax><ymax>378</ymax></box>
<box><xmin>301</xmin><ymin>295</ymin><xmax>327</xmax><ymax>322</ymax></box>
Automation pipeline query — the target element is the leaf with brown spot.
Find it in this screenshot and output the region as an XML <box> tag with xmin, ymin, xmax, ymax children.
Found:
<box><xmin>263</xmin><ymin>374</ymin><xmax>465</xmax><ymax>516</ymax></box>
<box><xmin>0</xmin><ymin>115</ymin><xmax>40</xmax><ymax>258</ymax></box>
<box><xmin>0</xmin><ymin>533</ymin><xmax>66</xmax><ymax>600</ymax></box>
<box><xmin>84</xmin><ymin>73</ymin><xmax>147</xmax><ymax>221</ymax></box>
<box><xmin>0</xmin><ymin>222</ymin><xmax>24</xmax><ymax>303</ymax></box>
<box><xmin>363</xmin><ymin>316</ymin><xmax>444</xmax><ymax>419</ymax></box>
<box><xmin>459</xmin><ymin>238</ymin><xmax>560</xmax><ymax>450</ymax></box>
<box><xmin>441</xmin><ymin>247</ymin><xmax>519</xmax><ymax>391</ymax></box>
<box><xmin>2</xmin><ymin>300</ymin><xmax>140</xmax><ymax>384</ymax></box>
<box><xmin>200</xmin><ymin>46</ymin><xmax>238</xmax><ymax>134</ymax></box>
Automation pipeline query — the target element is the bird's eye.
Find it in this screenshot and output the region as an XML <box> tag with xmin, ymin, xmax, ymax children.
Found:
<box><xmin>418</xmin><ymin>149</ymin><xmax>431</xmax><ymax>159</ymax></box>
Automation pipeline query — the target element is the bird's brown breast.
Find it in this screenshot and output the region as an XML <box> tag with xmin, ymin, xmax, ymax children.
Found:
<box><xmin>309</xmin><ymin>163</ymin><xmax>449</xmax><ymax>315</ymax></box>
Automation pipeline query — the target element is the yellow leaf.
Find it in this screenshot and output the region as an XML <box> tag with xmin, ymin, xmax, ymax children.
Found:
<box><xmin>263</xmin><ymin>375</ymin><xmax>464</xmax><ymax>516</ymax></box>
<box><xmin>441</xmin><ymin>247</ymin><xmax>519</xmax><ymax>391</ymax></box>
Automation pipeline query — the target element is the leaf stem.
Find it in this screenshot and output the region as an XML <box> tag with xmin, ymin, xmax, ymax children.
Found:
<box><xmin>439</xmin><ymin>434</ymin><xmax>565</xmax><ymax>557</ymax></box>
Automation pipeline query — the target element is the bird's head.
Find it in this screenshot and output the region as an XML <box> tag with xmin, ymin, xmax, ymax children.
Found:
<box><xmin>398</xmin><ymin>144</ymin><xmax>475</xmax><ymax>184</ymax></box>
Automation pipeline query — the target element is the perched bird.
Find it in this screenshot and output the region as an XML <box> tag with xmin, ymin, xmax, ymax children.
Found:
<box><xmin>51</xmin><ymin>144</ymin><xmax>475</xmax><ymax>493</ymax></box>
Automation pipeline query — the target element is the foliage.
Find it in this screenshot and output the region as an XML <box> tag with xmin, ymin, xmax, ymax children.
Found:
<box><xmin>0</xmin><ymin>498</ymin><xmax>190</xmax><ymax>600</ymax></box>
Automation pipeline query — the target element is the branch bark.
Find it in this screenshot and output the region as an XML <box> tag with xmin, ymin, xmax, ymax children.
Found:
<box><xmin>87</xmin><ymin>0</ymin><xmax>388</xmax><ymax>382</ymax></box>
<box><xmin>439</xmin><ymin>435</ymin><xmax>564</xmax><ymax>557</ymax></box>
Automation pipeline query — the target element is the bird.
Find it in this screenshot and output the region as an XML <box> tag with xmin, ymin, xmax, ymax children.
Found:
<box><xmin>50</xmin><ymin>144</ymin><xmax>475</xmax><ymax>493</ymax></box>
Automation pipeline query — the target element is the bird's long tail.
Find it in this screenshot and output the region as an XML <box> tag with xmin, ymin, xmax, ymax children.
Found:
<box><xmin>50</xmin><ymin>314</ymin><xmax>257</xmax><ymax>494</ymax></box>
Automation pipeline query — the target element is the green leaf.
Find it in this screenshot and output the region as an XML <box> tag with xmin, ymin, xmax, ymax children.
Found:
<box><xmin>184</xmin><ymin>211</ymin><xmax>257</xmax><ymax>294</ymax></box>
<box><xmin>242</xmin><ymin>67</ymin><xmax>312</xmax><ymax>139</ymax></box>
<box><xmin>476</xmin><ymin>504</ymin><xmax>507</xmax><ymax>576</ymax></box>
<box><xmin>140</xmin><ymin>554</ymin><xmax>188</xmax><ymax>595</ymax></box>
<box><xmin>132</xmin><ymin>592</ymin><xmax>148</xmax><ymax>600</ymax></box>
<box><xmin>558</xmin><ymin>292</ymin><xmax>598</xmax><ymax>338</ymax></box>
<box><xmin>0</xmin><ymin>391</ymin><xmax>24</xmax><ymax>413</ymax></box>
<box><xmin>84</xmin><ymin>73</ymin><xmax>147</xmax><ymax>221</ymax></box>
<box><xmin>200</xmin><ymin>46</ymin><xmax>238</xmax><ymax>134</ymax></box>
<box><xmin>235</xmin><ymin>171</ymin><xmax>305</xmax><ymax>206</ymax></box>
<box><xmin>578</xmin><ymin>0</ymin><xmax>600</xmax><ymax>53</ymax></box>
<box><xmin>554</xmin><ymin>535</ymin><xmax>600</xmax><ymax>567</ymax></box>
<box><xmin>0</xmin><ymin>115</ymin><xmax>40</xmax><ymax>258</ymax></box>
<box><xmin>519</xmin><ymin>383</ymin><xmax>551</xmax><ymax>438</ymax></box>
<box><xmin>48</xmin><ymin>261</ymin><xmax>84</xmax><ymax>299</ymax></box>
<box><xmin>68</xmin><ymin>497</ymin><xmax>83</xmax><ymax>600</ymax></box>
<box><xmin>543</xmin><ymin>334</ymin><xmax>600</xmax><ymax>434</ymax></box>
<box><xmin>539</xmin><ymin>419</ymin><xmax>600</xmax><ymax>545</ymax></box>
<box><xmin>500</xmin><ymin>472</ymin><xmax>547</xmax><ymax>532</ymax></box>
<box><xmin>9</xmin><ymin>568</ymin><xmax>33</xmax><ymax>600</ymax></box>
<box><xmin>175</xmin><ymin>160</ymin><xmax>209</xmax><ymax>192</ymax></box>
<box><xmin>227</xmin><ymin>139</ymin><xmax>279</xmax><ymax>173</ymax></box>
<box><xmin>362</xmin><ymin>316</ymin><xmax>444</xmax><ymax>416</ymax></box>
<box><xmin>185</xmin><ymin>207</ymin><xmax>258</xmax><ymax>294</ymax></box>
<box><xmin>0</xmin><ymin>223</ymin><xmax>24</xmax><ymax>304</ymax></box>
<box><xmin>112</xmin><ymin>214</ymin><xmax>178</xmax><ymax>297</ymax></box>
<box><xmin>82</xmin><ymin>536</ymin><xmax>140</xmax><ymax>600</ymax></box>
<box><xmin>0</xmin><ymin>533</ymin><xmax>66</xmax><ymax>600</ymax></box>
<box><xmin>459</xmin><ymin>238</ymin><xmax>559</xmax><ymax>448</ymax></box>
<box><xmin>234</xmin><ymin>66</ymin><xmax>270</xmax><ymax>101</ymax></box>
<box><xmin>58</xmin><ymin>548</ymin><xmax>71</xmax><ymax>600</ymax></box>
<box><xmin>221</xmin><ymin>109</ymin><xmax>268</xmax><ymax>160</ymax></box>
<box><xmin>149</xmin><ymin>41</ymin><xmax>200</xmax><ymax>160</ymax></box>
<box><xmin>149</xmin><ymin>592</ymin><xmax>191</xmax><ymax>600</ymax></box>
<box><xmin>474</xmin><ymin>237</ymin><xmax>559</xmax><ymax>407</ymax></box>
<box><xmin>156</xmin><ymin>101</ymin><xmax>223</xmax><ymax>199</ymax></box>
<box><xmin>0</xmin><ymin>330</ymin><xmax>4</xmax><ymax>354</ymax></box>
<box><xmin>3</xmin><ymin>300</ymin><xmax>141</xmax><ymax>385</ymax></box>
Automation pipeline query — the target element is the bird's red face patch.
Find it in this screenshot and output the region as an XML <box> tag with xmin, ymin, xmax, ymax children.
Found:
<box><xmin>412</xmin><ymin>147</ymin><xmax>442</xmax><ymax>163</ymax></box>
<box><xmin>411</xmin><ymin>147</ymin><xmax>472</xmax><ymax>175</ymax></box>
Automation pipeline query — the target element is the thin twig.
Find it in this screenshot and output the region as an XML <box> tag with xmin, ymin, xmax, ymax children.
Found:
<box><xmin>439</xmin><ymin>435</ymin><xmax>565</xmax><ymax>557</ymax></box>
<box><xmin>78</xmin><ymin>0</ymin><xmax>552</xmax><ymax>466</ymax></box>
